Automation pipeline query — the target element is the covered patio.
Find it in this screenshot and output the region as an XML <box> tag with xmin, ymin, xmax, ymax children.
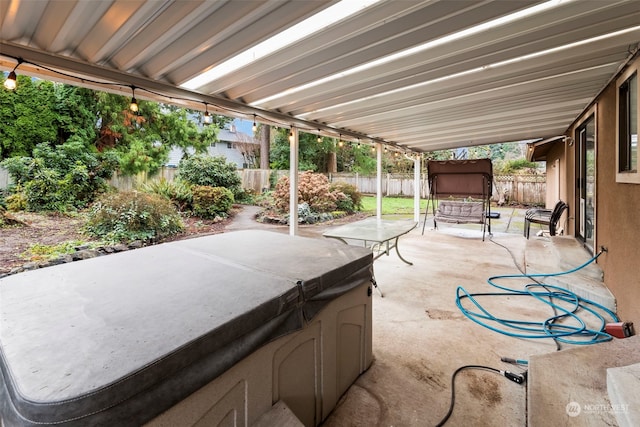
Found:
<box><xmin>226</xmin><ymin>206</ymin><xmax>631</xmax><ymax>426</ymax></box>
<box><xmin>2</xmin><ymin>1</ymin><xmax>640</xmax><ymax>425</ymax></box>
<box><xmin>2</xmin><ymin>1</ymin><xmax>639</xmax><ymax>228</ymax></box>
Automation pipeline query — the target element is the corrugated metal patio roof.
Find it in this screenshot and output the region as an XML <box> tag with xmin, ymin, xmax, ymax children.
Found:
<box><xmin>1</xmin><ymin>0</ymin><xmax>639</xmax><ymax>152</ymax></box>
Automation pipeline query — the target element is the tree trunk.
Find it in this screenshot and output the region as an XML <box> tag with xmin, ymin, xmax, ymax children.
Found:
<box><xmin>260</xmin><ymin>125</ymin><xmax>270</xmax><ymax>170</ymax></box>
<box><xmin>327</xmin><ymin>151</ymin><xmax>337</xmax><ymax>173</ymax></box>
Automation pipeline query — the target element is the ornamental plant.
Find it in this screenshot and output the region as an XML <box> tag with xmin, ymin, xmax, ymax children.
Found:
<box><xmin>191</xmin><ymin>185</ymin><xmax>234</xmax><ymax>219</ymax></box>
<box><xmin>329</xmin><ymin>181</ymin><xmax>362</xmax><ymax>212</ymax></box>
<box><xmin>273</xmin><ymin>171</ymin><xmax>344</xmax><ymax>213</ymax></box>
<box><xmin>140</xmin><ymin>178</ymin><xmax>193</xmax><ymax>212</ymax></box>
<box><xmin>85</xmin><ymin>191</ymin><xmax>183</xmax><ymax>243</ymax></box>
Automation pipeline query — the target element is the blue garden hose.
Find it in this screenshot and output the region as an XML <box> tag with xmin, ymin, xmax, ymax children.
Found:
<box><xmin>456</xmin><ymin>250</ymin><xmax>619</xmax><ymax>345</ymax></box>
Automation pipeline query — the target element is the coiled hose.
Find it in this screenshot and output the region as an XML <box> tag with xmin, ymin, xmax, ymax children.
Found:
<box><xmin>456</xmin><ymin>250</ymin><xmax>618</xmax><ymax>344</ymax></box>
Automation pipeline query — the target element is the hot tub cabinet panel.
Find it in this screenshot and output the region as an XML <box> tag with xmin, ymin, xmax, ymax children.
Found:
<box><xmin>149</xmin><ymin>281</ymin><xmax>372</xmax><ymax>427</ymax></box>
<box><xmin>0</xmin><ymin>231</ymin><xmax>373</xmax><ymax>427</ymax></box>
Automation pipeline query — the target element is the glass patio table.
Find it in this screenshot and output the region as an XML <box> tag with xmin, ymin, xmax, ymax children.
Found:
<box><xmin>323</xmin><ymin>217</ymin><xmax>417</xmax><ymax>296</ymax></box>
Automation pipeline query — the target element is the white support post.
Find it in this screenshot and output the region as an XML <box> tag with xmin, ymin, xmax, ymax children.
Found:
<box><xmin>289</xmin><ymin>127</ymin><xmax>299</xmax><ymax>236</ymax></box>
<box><xmin>376</xmin><ymin>143</ymin><xmax>383</xmax><ymax>220</ymax></box>
<box><xmin>413</xmin><ymin>154</ymin><xmax>421</xmax><ymax>223</ymax></box>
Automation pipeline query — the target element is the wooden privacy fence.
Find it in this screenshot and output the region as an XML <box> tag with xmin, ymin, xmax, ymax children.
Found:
<box><xmin>0</xmin><ymin>167</ymin><xmax>11</xmax><ymax>189</ymax></box>
<box><xmin>327</xmin><ymin>172</ymin><xmax>546</xmax><ymax>205</ymax></box>
<box><xmin>108</xmin><ymin>168</ymin><xmax>272</xmax><ymax>194</ymax></box>
<box><xmin>327</xmin><ymin>172</ymin><xmax>430</xmax><ymax>198</ymax></box>
<box><xmin>0</xmin><ymin>166</ymin><xmax>544</xmax><ymax>206</ymax></box>
<box><xmin>108</xmin><ymin>168</ymin><xmax>179</xmax><ymax>191</ymax></box>
<box><xmin>492</xmin><ymin>174</ymin><xmax>546</xmax><ymax>206</ymax></box>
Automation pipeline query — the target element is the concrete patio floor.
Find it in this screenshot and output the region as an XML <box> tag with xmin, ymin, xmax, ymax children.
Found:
<box><xmin>321</xmin><ymin>227</ymin><xmax>550</xmax><ymax>427</ymax></box>
<box><xmin>227</xmin><ymin>205</ymin><xmax>630</xmax><ymax>426</ymax></box>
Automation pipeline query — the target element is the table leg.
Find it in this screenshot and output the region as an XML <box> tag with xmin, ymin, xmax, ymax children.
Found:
<box><xmin>394</xmin><ymin>237</ymin><xmax>413</xmax><ymax>265</ymax></box>
<box><xmin>371</xmin><ymin>277</ymin><xmax>383</xmax><ymax>297</ymax></box>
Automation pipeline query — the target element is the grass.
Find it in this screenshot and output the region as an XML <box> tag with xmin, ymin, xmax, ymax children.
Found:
<box><xmin>361</xmin><ymin>196</ymin><xmax>432</xmax><ymax>215</ymax></box>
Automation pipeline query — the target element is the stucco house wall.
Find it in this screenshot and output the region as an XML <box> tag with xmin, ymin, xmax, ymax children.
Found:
<box><xmin>542</xmin><ymin>56</ymin><xmax>640</xmax><ymax>326</ymax></box>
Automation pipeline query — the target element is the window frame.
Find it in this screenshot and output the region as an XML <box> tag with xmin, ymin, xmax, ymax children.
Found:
<box><xmin>616</xmin><ymin>61</ymin><xmax>639</xmax><ymax>184</ymax></box>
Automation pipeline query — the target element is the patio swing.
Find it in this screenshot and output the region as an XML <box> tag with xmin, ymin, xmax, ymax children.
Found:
<box><xmin>421</xmin><ymin>159</ymin><xmax>493</xmax><ymax>240</ymax></box>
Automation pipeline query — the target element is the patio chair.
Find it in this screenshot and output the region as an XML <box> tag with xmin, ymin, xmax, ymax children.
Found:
<box><xmin>422</xmin><ymin>159</ymin><xmax>493</xmax><ymax>240</ymax></box>
<box><xmin>524</xmin><ymin>200</ymin><xmax>568</xmax><ymax>239</ymax></box>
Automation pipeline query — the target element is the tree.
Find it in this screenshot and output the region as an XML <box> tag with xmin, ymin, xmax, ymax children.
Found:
<box><xmin>335</xmin><ymin>143</ymin><xmax>377</xmax><ymax>174</ymax></box>
<box><xmin>259</xmin><ymin>124</ymin><xmax>270</xmax><ymax>170</ymax></box>
<box><xmin>234</xmin><ymin>131</ymin><xmax>260</xmax><ymax>168</ymax></box>
<box><xmin>269</xmin><ymin>128</ymin><xmax>339</xmax><ymax>172</ymax></box>
<box><xmin>54</xmin><ymin>85</ymin><xmax>98</xmax><ymax>145</ymax></box>
<box><xmin>94</xmin><ymin>93</ymin><xmax>223</xmax><ymax>176</ymax></box>
<box><xmin>0</xmin><ymin>76</ymin><xmax>58</xmax><ymax>159</ymax></box>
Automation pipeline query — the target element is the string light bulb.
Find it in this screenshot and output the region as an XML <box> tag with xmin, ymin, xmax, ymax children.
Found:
<box><xmin>252</xmin><ymin>114</ymin><xmax>257</xmax><ymax>133</ymax></box>
<box><xmin>338</xmin><ymin>134</ymin><xmax>343</xmax><ymax>148</ymax></box>
<box><xmin>203</xmin><ymin>103</ymin><xmax>212</xmax><ymax>125</ymax></box>
<box><xmin>4</xmin><ymin>58</ymin><xmax>23</xmax><ymax>90</ymax></box>
<box><xmin>317</xmin><ymin>129</ymin><xmax>322</xmax><ymax>143</ymax></box>
<box><xmin>129</xmin><ymin>86</ymin><xmax>139</xmax><ymax>112</ymax></box>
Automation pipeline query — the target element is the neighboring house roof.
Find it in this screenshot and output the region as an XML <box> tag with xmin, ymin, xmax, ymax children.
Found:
<box><xmin>218</xmin><ymin>123</ymin><xmax>258</xmax><ymax>145</ymax></box>
<box><xmin>165</xmin><ymin>120</ymin><xmax>257</xmax><ymax>168</ymax></box>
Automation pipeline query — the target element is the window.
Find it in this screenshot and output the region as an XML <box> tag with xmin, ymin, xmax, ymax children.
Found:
<box><xmin>227</xmin><ymin>142</ymin><xmax>233</xmax><ymax>149</ymax></box>
<box><xmin>617</xmin><ymin>62</ymin><xmax>639</xmax><ymax>184</ymax></box>
<box><xmin>619</xmin><ymin>73</ymin><xmax>637</xmax><ymax>172</ymax></box>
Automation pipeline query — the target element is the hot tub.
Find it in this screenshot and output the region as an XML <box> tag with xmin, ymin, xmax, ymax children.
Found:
<box><xmin>0</xmin><ymin>230</ymin><xmax>373</xmax><ymax>426</ymax></box>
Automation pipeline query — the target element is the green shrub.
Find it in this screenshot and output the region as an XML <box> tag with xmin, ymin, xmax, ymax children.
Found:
<box><xmin>234</xmin><ymin>187</ymin><xmax>256</xmax><ymax>204</ymax></box>
<box><xmin>329</xmin><ymin>182</ymin><xmax>363</xmax><ymax>212</ymax></box>
<box><xmin>4</xmin><ymin>185</ymin><xmax>27</xmax><ymax>211</ymax></box>
<box><xmin>192</xmin><ymin>185</ymin><xmax>234</xmax><ymax>219</ymax></box>
<box><xmin>176</xmin><ymin>155</ymin><xmax>242</xmax><ymax>196</ymax></box>
<box><xmin>85</xmin><ymin>191</ymin><xmax>184</xmax><ymax>243</ymax></box>
<box><xmin>1</xmin><ymin>139</ymin><xmax>118</xmax><ymax>212</ymax></box>
<box><xmin>140</xmin><ymin>178</ymin><xmax>193</xmax><ymax>212</ymax></box>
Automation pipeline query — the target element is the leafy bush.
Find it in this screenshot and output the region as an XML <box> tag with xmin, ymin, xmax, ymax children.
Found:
<box><xmin>192</xmin><ymin>185</ymin><xmax>234</xmax><ymax>219</ymax></box>
<box><xmin>329</xmin><ymin>181</ymin><xmax>363</xmax><ymax>212</ymax></box>
<box><xmin>498</xmin><ymin>159</ymin><xmax>541</xmax><ymax>174</ymax></box>
<box><xmin>234</xmin><ymin>187</ymin><xmax>256</xmax><ymax>204</ymax></box>
<box><xmin>5</xmin><ymin>190</ymin><xmax>27</xmax><ymax>211</ymax></box>
<box><xmin>176</xmin><ymin>155</ymin><xmax>242</xmax><ymax>196</ymax></box>
<box><xmin>1</xmin><ymin>139</ymin><xmax>118</xmax><ymax>212</ymax></box>
<box><xmin>140</xmin><ymin>178</ymin><xmax>193</xmax><ymax>212</ymax></box>
<box><xmin>273</xmin><ymin>171</ymin><xmax>339</xmax><ymax>213</ymax></box>
<box><xmin>85</xmin><ymin>191</ymin><xmax>184</xmax><ymax>243</ymax></box>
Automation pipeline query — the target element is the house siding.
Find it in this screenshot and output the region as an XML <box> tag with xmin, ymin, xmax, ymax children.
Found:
<box><xmin>561</xmin><ymin>58</ymin><xmax>640</xmax><ymax>326</ymax></box>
